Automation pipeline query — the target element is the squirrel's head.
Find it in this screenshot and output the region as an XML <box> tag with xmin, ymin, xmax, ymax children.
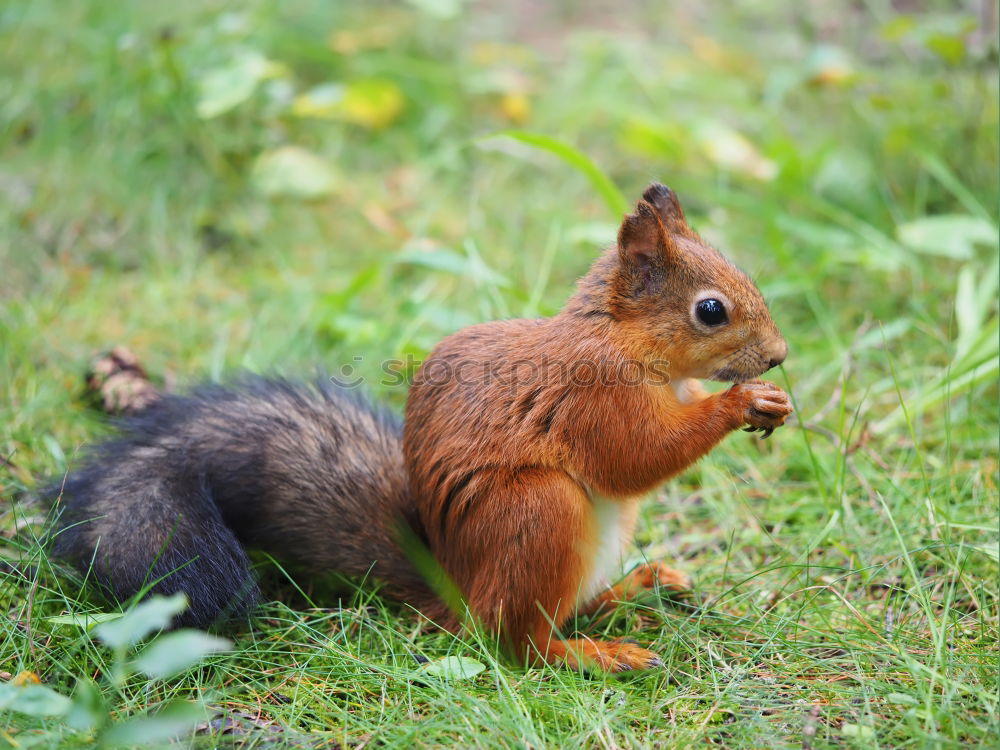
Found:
<box><xmin>583</xmin><ymin>182</ymin><xmax>787</xmax><ymax>383</ymax></box>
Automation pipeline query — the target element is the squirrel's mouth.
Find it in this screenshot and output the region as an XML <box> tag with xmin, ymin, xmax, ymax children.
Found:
<box><xmin>709</xmin><ymin>347</ymin><xmax>777</xmax><ymax>384</ymax></box>
<box><xmin>709</xmin><ymin>364</ymin><xmax>769</xmax><ymax>384</ymax></box>
<box><xmin>709</xmin><ymin>368</ymin><xmax>748</xmax><ymax>384</ymax></box>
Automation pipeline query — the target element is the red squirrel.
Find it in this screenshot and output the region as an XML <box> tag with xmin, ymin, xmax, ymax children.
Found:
<box><xmin>52</xmin><ymin>183</ymin><xmax>791</xmax><ymax>672</ymax></box>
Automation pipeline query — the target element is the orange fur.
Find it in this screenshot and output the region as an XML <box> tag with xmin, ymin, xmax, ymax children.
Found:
<box><xmin>402</xmin><ymin>183</ymin><xmax>791</xmax><ymax>670</ymax></box>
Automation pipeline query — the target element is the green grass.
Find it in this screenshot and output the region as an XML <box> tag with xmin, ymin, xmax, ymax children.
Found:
<box><xmin>1</xmin><ymin>0</ymin><xmax>997</xmax><ymax>747</ymax></box>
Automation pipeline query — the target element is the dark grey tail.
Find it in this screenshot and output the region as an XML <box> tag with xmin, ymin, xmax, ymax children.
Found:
<box><xmin>51</xmin><ymin>376</ymin><xmax>431</xmax><ymax>628</ymax></box>
<box><xmin>53</xmin><ymin>468</ymin><xmax>261</xmax><ymax>627</ymax></box>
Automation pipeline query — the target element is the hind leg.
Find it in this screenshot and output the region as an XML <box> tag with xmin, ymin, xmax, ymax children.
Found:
<box><xmin>439</xmin><ymin>467</ymin><xmax>664</xmax><ymax>672</ymax></box>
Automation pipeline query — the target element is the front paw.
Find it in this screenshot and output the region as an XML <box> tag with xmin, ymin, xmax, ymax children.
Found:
<box><xmin>726</xmin><ymin>381</ymin><xmax>792</xmax><ymax>438</ymax></box>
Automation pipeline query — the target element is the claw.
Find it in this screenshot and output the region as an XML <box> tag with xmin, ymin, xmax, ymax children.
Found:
<box><xmin>761</xmin><ymin>427</ymin><xmax>774</xmax><ymax>439</ymax></box>
<box><xmin>744</xmin><ymin>426</ymin><xmax>758</xmax><ymax>432</ymax></box>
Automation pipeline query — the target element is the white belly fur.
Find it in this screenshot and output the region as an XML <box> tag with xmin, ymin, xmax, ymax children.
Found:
<box><xmin>577</xmin><ymin>493</ymin><xmax>636</xmax><ymax>607</ymax></box>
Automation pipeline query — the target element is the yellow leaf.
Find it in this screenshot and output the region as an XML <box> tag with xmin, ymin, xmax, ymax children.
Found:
<box><xmin>12</xmin><ymin>671</ymin><xmax>41</xmax><ymax>686</ymax></box>
<box><xmin>292</xmin><ymin>79</ymin><xmax>404</xmax><ymax>129</ymax></box>
<box><xmin>499</xmin><ymin>93</ymin><xmax>530</xmax><ymax>124</ymax></box>
<box><xmin>340</xmin><ymin>79</ymin><xmax>404</xmax><ymax>129</ymax></box>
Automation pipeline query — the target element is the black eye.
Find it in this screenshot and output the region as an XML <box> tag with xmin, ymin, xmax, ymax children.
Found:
<box><xmin>696</xmin><ymin>298</ymin><xmax>728</xmax><ymax>326</ymax></box>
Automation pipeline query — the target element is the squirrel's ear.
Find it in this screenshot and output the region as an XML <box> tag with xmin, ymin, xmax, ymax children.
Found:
<box><xmin>641</xmin><ymin>183</ymin><xmax>696</xmax><ymax>238</ymax></box>
<box><xmin>617</xmin><ymin>200</ymin><xmax>678</xmax><ymax>274</ymax></box>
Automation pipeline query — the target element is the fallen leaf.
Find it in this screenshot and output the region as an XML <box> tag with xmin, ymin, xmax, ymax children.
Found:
<box><xmin>419</xmin><ymin>656</ymin><xmax>487</xmax><ymax>680</ymax></box>
<box><xmin>292</xmin><ymin>79</ymin><xmax>404</xmax><ymax>129</ymax></box>
<box><xmin>196</xmin><ymin>50</ymin><xmax>282</xmax><ymax>119</ymax></box>
<box><xmin>695</xmin><ymin>121</ymin><xmax>777</xmax><ymax>181</ymax></box>
<box><xmin>251</xmin><ymin>146</ymin><xmax>338</xmax><ymax>200</ymax></box>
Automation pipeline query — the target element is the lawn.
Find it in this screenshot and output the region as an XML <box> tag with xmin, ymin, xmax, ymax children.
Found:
<box><xmin>1</xmin><ymin>0</ymin><xmax>997</xmax><ymax>747</ymax></box>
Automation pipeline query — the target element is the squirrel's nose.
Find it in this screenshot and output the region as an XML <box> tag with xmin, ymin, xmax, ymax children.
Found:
<box><xmin>767</xmin><ymin>340</ymin><xmax>788</xmax><ymax>370</ymax></box>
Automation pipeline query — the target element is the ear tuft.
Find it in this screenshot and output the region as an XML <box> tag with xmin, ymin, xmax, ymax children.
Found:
<box><xmin>641</xmin><ymin>182</ymin><xmax>694</xmax><ymax>236</ymax></box>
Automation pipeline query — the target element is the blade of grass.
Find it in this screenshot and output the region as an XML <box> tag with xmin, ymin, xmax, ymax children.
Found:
<box><xmin>480</xmin><ymin>130</ymin><xmax>629</xmax><ymax>217</ymax></box>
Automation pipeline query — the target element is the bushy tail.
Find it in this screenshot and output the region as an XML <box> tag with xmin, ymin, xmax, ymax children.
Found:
<box><xmin>51</xmin><ymin>376</ymin><xmax>434</xmax><ymax>628</ymax></box>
